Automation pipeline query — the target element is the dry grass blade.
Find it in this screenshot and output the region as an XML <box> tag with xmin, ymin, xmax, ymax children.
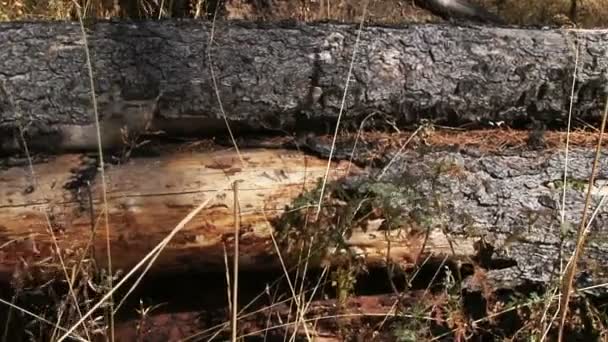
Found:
<box><xmin>43</xmin><ymin>214</ymin><xmax>92</xmax><ymax>342</ymax></box>
<box><xmin>231</xmin><ymin>181</ymin><xmax>242</xmax><ymax>342</ymax></box>
<box><xmin>347</xmin><ymin>112</ymin><xmax>377</xmax><ymax>175</ymax></box>
<box><xmin>263</xmin><ymin>210</ymin><xmax>313</xmax><ymax>340</ymax></box>
<box><xmin>559</xmin><ymin>36</ymin><xmax>580</xmax><ymax>227</ymax></box>
<box><xmin>289</xmin><ymin>236</ymin><xmax>314</xmax><ymax>342</ymax></box>
<box><xmin>378</xmin><ymin>124</ymin><xmax>426</xmax><ymax>180</ymax></box>
<box><xmin>72</xmin><ymin>1</ymin><xmax>115</xmax><ymax>339</ymax></box>
<box><xmin>180</xmin><ymin>255</ymin><xmax>337</xmax><ymax>341</ymax></box>
<box><xmin>556</xmin><ymin>94</ymin><xmax>607</xmax><ymax>340</ymax></box>
<box><xmin>5</xmin><ymin>84</ymin><xmax>94</xmax><ymax>340</ymax></box>
<box><xmin>179</xmin><ymin>285</ymin><xmax>326</xmax><ymax>341</ymax></box>
<box><xmin>0</xmin><ymin>297</ymin><xmax>86</xmax><ymax>342</ymax></box>
<box><xmin>207</xmin><ymin>2</ymin><xmax>246</xmax><ymax>168</ymax></box>
<box><xmin>57</xmin><ymin>181</ymin><xmax>231</xmax><ymax>341</ymax></box>
<box><xmin>237</xmin><ymin>312</ymin><xmax>434</xmax><ymax>340</ymax></box>
<box><xmin>315</xmin><ymin>0</ymin><xmax>369</xmax><ymax>220</ymax></box>
<box><xmin>223</xmin><ymin>242</ymin><xmax>233</xmax><ymax>318</ymax></box>
<box><xmin>113</xmin><ymin>183</ymin><xmax>242</xmax><ymax>313</ymax></box>
<box><xmin>540</xmin><ymin>33</ymin><xmax>580</xmax><ymax>342</ymax></box>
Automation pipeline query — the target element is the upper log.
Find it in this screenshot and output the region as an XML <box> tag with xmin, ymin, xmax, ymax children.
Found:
<box><xmin>0</xmin><ymin>20</ymin><xmax>604</xmax><ymax>153</ymax></box>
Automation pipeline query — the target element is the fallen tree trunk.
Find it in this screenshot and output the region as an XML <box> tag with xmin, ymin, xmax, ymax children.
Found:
<box><xmin>0</xmin><ymin>20</ymin><xmax>604</xmax><ymax>154</ymax></box>
<box><xmin>2</xmin><ymin>137</ymin><xmax>608</xmax><ymax>295</ymax></box>
<box><xmin>0</xmin><ymin>147</ymin><xmax>368</xmax><ymax>279</ymax></box>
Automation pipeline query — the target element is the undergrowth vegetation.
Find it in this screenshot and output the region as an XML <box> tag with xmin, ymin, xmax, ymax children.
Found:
<box><xmin>1</xmin><ymin>0</ymin><xmax>608</xmax><ymax>28</ymax></box>
<box><xmin>270</xmin><ymin>158</ymin><xmax>608</xmax><ymax>340</ymax></box>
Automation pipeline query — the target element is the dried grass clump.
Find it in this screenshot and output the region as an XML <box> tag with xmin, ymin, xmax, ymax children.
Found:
<box><xmin>0</xmin><ymin>0</ymin><xmax>607</xmax><ymax>28</ymax></box>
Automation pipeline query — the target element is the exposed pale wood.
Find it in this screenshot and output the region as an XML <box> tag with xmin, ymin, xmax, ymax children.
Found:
<box><xmin>1</xmin><ymin>147</ymin><xmax>457</xmax><ymax>281</ymax></box>
<box><xmin>0</xmin><ymin>149</ymin><xmax>330</xmax><ymax>274</ymax></box>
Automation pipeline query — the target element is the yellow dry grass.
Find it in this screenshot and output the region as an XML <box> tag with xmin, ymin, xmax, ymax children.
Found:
<box><xmin>1</xmin><ymin>0</ymin><xmax>607</xmax><ymax>28</ymax></box>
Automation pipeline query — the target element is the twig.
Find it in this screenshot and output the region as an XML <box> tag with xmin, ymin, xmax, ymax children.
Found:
<box><xmin>231</xmin><ymin>180</ymin><xmax>242</xmax><ymax>342</ymax></box>
<box><xmin>315</xmin><ymin>0</ymin><xmax>369</xmax><ymax>220</ymax></box>
<box><xmin>72</xmin><ymin>2</ymin><xmax>115</xmax><ymax>339</ymax></box>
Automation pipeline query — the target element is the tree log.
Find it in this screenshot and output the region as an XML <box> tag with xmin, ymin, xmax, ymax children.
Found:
<box><xmin>0</xmin><ymin>147</ymin><xmax>369</xmax><ymax>279</ymax></box>
<box><xmin>2</xmin><ymin>136</ymin><xmax>608</xmax><ymax>295</ymax></box>
<box><xmin>0</xmin><ymin>20</ymin><xmax>604</xmax><ymax>154</ymax></box>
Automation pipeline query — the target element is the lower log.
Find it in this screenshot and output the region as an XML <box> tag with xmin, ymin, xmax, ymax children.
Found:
<box><xmin>1</xmin><ymin>146</ymin><xmax>466</xmax><ymax>282</ymax></box>
<box><xmin>4</xmin><ymin>139</ymin><xmax>608</xmax><ymax>295</ymax></box>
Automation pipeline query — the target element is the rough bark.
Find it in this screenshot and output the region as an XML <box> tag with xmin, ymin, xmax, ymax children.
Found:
<box><xmin>0</xmin><ymin>20</ymin><xmax>605</xmax><ymax>154</ymax></box>
<box><xmin>377</xmin><ymin>145</ymin><xmax>608</xmax><ymax>296</ymax></box>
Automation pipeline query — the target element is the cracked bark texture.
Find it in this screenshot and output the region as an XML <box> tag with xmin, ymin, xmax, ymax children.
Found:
<box><xmin>0</xmin><ymin>20</ymin><xmax>606</xmax><ymax>153</ymax></box>
<box><xmin>375</xmin><ymin>146</ymin><xmax>608</xmax><ymax>295</ymax></box>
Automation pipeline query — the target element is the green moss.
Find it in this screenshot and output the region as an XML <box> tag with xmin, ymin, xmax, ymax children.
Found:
<box><xmin>551</xmin><ymin>178</ymin><xmax>589</xmax><ymax>192</ymax></box>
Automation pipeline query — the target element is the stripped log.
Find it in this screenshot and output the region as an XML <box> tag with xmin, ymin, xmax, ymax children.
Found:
<box><xmin>1</xmin><ymin>146</ymin><xmax>457</xmax><ymax>282</ymax></box>
<box><xmin>0</xmin><ymin>148</ymin><xmax>354</xmax><ymax>277</ymax></box>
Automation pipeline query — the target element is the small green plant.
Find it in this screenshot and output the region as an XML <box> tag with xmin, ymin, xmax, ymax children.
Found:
<box><xmin>392</xmin><ymin>325</ymin><xmax>419</xmax><ymax>342</ymax></box>
<box><xmin>391</xmin><ymin>302</ymin><xmax>432</xmax><ymax>341</ymax></box>
<box><xmin>330</xmin><ymin>265</ymin><xmax>357</xmax><ymax>305</ymax></box>
<box><xmin>551</xmin><ymin>177</ymin><xmax>589</xmax><ymax>192</ymax></box>
<box><xmin>273</xmin><ymin>172</ymin><xmax>437</xmax><ymax>268</ymax></box>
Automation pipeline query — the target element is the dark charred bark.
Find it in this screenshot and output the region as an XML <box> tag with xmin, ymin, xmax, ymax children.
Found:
<box><xmin>0</xmin><ymin>20</ymin><xmax>605</xmax><ymax>154</ymax></box>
